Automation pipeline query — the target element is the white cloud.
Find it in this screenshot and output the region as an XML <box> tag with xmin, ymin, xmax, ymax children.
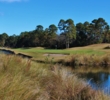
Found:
<box><xmin>0</xmin><ymin>0</ymin><xmax>28</xmax><ymax>2</ymax></box>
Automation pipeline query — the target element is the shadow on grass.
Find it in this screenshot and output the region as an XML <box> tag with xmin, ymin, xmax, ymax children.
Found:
<box><xmin>104</xmin><ymin>46</ymin><xmax>110</xmax><ymax>49</ymax></box>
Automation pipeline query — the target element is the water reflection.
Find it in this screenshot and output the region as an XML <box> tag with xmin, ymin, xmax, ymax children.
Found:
<box><xmin>0</xmin><ymin>50</ymin><xmax>11</xmax><ymax>54</ymax></box>
<box><xmin>79</xmin><ymin>72</ymin><xmax>110</xmax><ymax>95</ymax></box>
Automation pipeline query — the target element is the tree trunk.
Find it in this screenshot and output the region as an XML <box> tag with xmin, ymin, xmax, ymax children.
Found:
<box><xmin>66</xmin><ymin>42</ymin><xmax>69</xmax><ymax>48</ymax></box>
<box><xmin>66</xmin><ymin>38</ymin><xmax>69</xmax><ymax>48</ymax></box>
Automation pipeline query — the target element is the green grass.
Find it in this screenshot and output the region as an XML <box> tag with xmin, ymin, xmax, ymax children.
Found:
<box><xmin>13</xmin><ymin>43</ymin><xmax>110</xmax><ymax>55</ymax></box>
<box><xmin>0</xmin><ymin>43</ymin><xmax>110</xmax><ymax>63</ymax></box>
<box><xmin>12</xmin><ymin>48</ymin><xmax>105</xmax><ymax>55</ymax></box>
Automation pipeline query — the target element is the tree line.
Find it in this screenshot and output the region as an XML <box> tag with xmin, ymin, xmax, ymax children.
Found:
<box><xmin>0</xmin><ymin>17</ymin><xmax>110</xmax><ymax>49</ymax></box>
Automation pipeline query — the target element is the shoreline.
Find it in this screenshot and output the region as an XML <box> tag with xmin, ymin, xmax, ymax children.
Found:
<box><xmin>0</xmin><ymin>49</ymin><xmax>32</xmax><ymax>59</ymax></box>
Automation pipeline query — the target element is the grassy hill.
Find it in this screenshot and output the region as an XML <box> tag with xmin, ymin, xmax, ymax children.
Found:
<box><xmin>5</xmin><ymin>43</ymin><xmax>109</xmax><ymax>58</ymax></box>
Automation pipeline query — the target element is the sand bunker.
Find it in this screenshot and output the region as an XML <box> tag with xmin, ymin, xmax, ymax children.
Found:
<box><xmin>43</xmin><ymin>54</ymin><xmax>68</xmax><ymax>57</ymax></box>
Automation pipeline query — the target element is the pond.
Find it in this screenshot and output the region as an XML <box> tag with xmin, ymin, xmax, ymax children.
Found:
<box><xmin>0</xmin><ymin>50</ymin><xmax>32</xmax><ymax>58</ymax></box>
<box><xmin>0</xmin><ymin>50</ymin><xmax>13</xmax><ymax>54</ymax></box>
<box><xmin>0</xmin><ymin>48</ymin><xmax>16</xmax><ymax>55</ymax></box>
<box><xmin>78</xmin><ymin>72</ymin><xmax>110</xmax><ymax>95</ymax></box>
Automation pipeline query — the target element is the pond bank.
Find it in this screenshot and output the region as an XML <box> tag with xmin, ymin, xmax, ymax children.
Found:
<box><xmin>0</xmin><ymin>54</ymin><xmax>109</xmax><ymax>100</ymax></box>
<box><xmin>62</xmin><ymin>54</ymin><xmax>110</xmax><ymax>67</ymax></box>
<box><xmin>0</xmin><ymin>49</ymin><xmax>32</xmax><ymax>59</ymax></box>
<box><xmin>0</xmin><ymin>49</ymin><xmax>15</xmax><ymax>54</ymax></box>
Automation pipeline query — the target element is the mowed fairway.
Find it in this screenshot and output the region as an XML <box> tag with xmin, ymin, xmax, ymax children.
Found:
<box><xmin>2</xmin><ymin>43</ymin><xmax>110</xmax><ymax>61</ymax></box>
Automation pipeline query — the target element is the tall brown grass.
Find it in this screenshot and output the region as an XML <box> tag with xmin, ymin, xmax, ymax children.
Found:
<box><xmin>67</xmin><ymin>54</ymin><xmax>110</xmax><ymax>67</ymax></box>
<box><xmin>0</xmin><ymin>54</ymin><xmax>109</xmax><ymax>100</ymax></box>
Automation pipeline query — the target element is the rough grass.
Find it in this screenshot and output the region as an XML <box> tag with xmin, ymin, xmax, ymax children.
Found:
<box><xmin>0</xmin><ymin>54</ymin><xmax>109</xmax><ymax>100</ymax></box>
<box><xmin>65</xmin><ymin>54</ymin><xmax>110</xmax><ymax>67</ymax></box>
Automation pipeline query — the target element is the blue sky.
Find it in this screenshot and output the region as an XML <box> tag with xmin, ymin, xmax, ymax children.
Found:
<box><xmin>0</xmin><ymin>0</ymin><xmax>110</xmax><ymax>36</ymax></box>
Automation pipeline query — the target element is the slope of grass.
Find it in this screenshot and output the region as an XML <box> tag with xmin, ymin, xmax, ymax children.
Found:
<box><xmin>0</xmin><ymin>54</ymin><xmax>109</xmax><ymax>100</ymax></box>
<box><xmin>11</xmin><ymin>47</ymin><xmax>105</xmax><ymax>55</ymax></box>
<box><xmin>12</xmin><ymin>43</ymin><xmax>110</xmax><ymax>54</ymax></box>
<box><xmin>0</xmin><ymin>43</ymin><xmax>110</xmax><ymax>63</ymax></box>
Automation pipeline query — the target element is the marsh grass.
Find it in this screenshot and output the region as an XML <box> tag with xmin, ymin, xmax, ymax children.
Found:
<box><xmin>66</xmin><ymin>54</ymin><xmax>110</xmax><ymax>67</ymax></box>
<box><xmin>0</xmin><ymin>54</ymin><xmax>109</xmax><ymax>100</ymax></box>
<box><xmin>72</xmin><ymin>66</ymin><xmax>110</xmax><ymax>73</ymax></box>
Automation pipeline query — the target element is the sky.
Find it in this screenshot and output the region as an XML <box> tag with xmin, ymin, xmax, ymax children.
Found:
<box><xmin>0</xmin><ymin>0</ymin><xmax>110</xmax><ymax>36</ymax></box>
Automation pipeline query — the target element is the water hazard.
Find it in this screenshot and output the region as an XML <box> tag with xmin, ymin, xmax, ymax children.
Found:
<box><xmin>79</xmin><ymin>72</ymin><xmax>110</xmax><ymax>95</ymax></box>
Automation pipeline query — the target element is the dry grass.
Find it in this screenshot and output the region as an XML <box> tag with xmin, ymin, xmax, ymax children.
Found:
<box><xmin>0</xmin><ymin>54</ymin><xmax>109</xmax><ymax>100</ymax></box>
<box><xmin>65</xmin><ymin>54</ymin><xmax>110</xmax><ymax>67</ymax></box>
<box><xmin>68</xmin><ymin>43</ymin><xmax>110</xmax><ymax>50</ymax></box>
